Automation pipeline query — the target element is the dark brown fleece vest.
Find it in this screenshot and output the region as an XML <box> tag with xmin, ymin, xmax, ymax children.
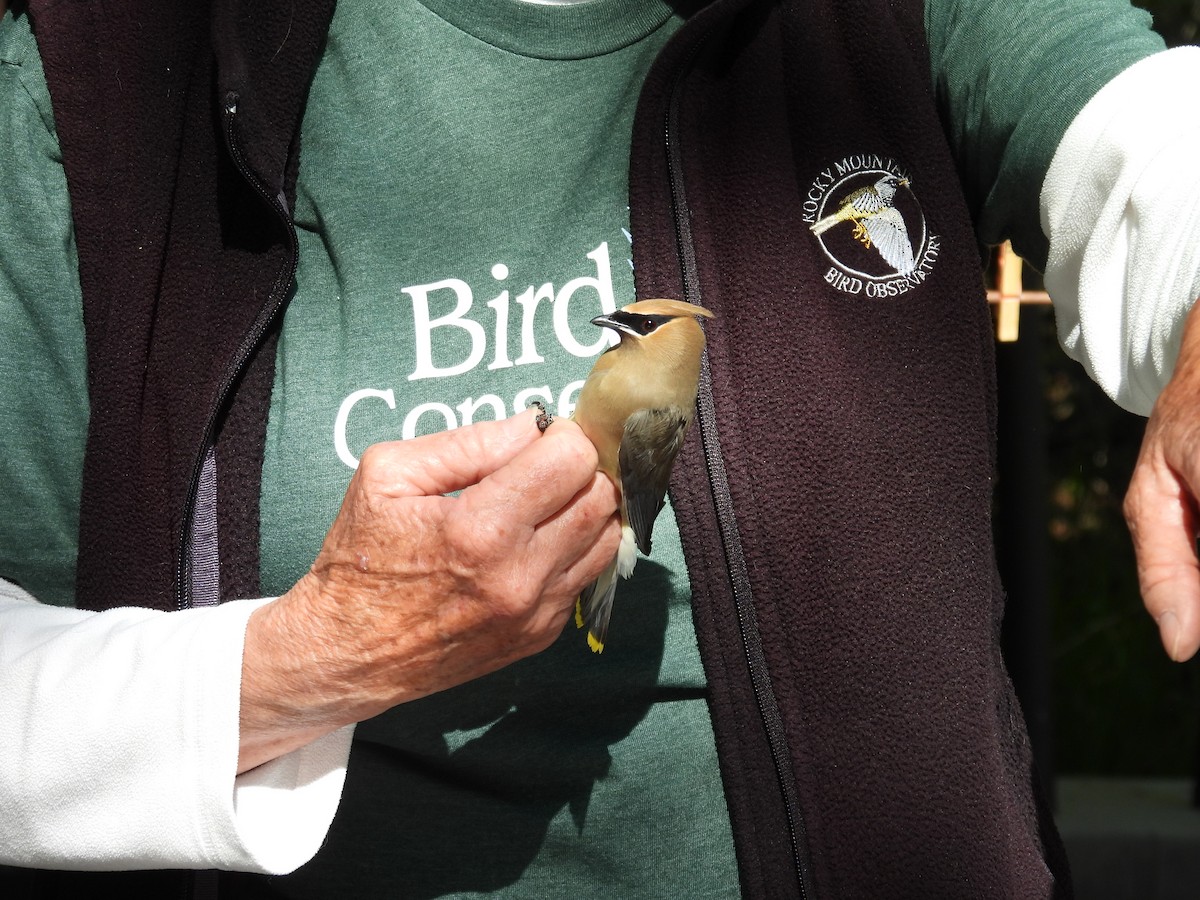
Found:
<box><xmin>21</xmin><ymin>0</ymin><xmax>1070</xmax><ymax>897</ymax></box>
<box><xmin>629</xmin><ymin>1</ymin><xmax>1069</xmax><ymax>897</ymax></box>
<box><xmin>31</xmin><ymin>0</ymin><xmax>334</xmax><ymax>615</ymax></box>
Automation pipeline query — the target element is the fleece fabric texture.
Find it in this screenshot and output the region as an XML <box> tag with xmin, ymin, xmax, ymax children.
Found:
<box><xmin>28</xmin><ymin>0</ymin><xmax>336</xmax><ymax>614</ymax></box>
<box><xmin>629</xmin><ymin>0</ymin><xmax>1067</xmax><ymax>896</ymax></box>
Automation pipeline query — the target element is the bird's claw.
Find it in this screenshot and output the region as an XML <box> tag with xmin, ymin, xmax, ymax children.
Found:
<box><xmin>850</xmin><ymin>219</ymin><xmax>872</xmax><ymax>249</ymax></box>
<box><xmin>530</xmin><ymin>400</ymin><xmax>554</xmax><ymax>432</ymax></box>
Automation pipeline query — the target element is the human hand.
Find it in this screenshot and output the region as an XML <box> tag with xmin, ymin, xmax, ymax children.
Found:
<box><xmin>238</xmin><ymin>409</ymin><xmax>620</xmax><ymax>770</ymax></box>
<box><xmin>1125</xmin><ymin>299</ymin><xmax>1200</xmax><ymax>663</ymax></box>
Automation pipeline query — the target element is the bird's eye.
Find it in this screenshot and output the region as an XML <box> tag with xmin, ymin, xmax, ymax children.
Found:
<box><xmin>641</xmin><ymin>318</ymin><xmax>658</xmax><ymax>334</ymax></box>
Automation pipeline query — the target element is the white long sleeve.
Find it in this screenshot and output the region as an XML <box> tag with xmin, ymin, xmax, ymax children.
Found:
<box><xmin>0</xmin><ymin>579</ymin><xmax>353</xmax><ymax>873</ymax></box>
<box><xmin>1042</xmin><ymin>47</ymin><xmax>1200</xmax><ymax>416</ymax></box>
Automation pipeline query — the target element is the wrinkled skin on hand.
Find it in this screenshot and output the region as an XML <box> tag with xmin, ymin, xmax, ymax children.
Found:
<box><xmin>1125</xmin><ymin>299</ymin><xmax>1200</xmax><ymax>663</ymax></box>
<box><xmin>238</xmin><ymin>409</ymin><xmax>620</xmax><ymax>771</ymax></box>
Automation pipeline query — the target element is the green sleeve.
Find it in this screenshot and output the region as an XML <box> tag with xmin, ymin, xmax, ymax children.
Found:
<box><xmin>924</xmin><ymin>0</ymin><xmax>1165</xmax><ymax>268</ymax></box>
<box><xmin>0</xmin><ymin>9</ymin><xmax>89</xmax><ymax>606</ymax></box>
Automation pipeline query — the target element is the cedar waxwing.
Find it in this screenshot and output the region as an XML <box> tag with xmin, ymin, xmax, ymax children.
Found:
<box><xmin>570</xmin><ymin>298</ymin><xmax>714</xmax><ymax>653</ymax></box>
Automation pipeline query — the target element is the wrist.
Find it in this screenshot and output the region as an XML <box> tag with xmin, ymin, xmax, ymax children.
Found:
<box><xmin>237</xmin><ymin>576</ymin><xmax>365</xmax><ymax>772</ymax></box>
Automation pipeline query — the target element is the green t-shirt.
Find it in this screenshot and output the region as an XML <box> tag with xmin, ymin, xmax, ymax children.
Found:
<box><xmin>0</xmin><ymin>12</ymin><xmax>87</xmax><ymax>607</ymax></box>
<box><xmin>257</xmin><ymin>2</ymin><xmax>738</xmax><ymax>895</ymax></box>
<box><xmin>0</xmin><ymin>1</ymin><xmax>1165</xmax><ymax>897</ymax></box>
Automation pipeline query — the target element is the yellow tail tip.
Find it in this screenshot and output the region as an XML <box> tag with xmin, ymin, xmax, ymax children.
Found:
<box><xmin>575</xmin><ymin>598</ymin><xmax>604</xmax><ymax>652</ymax></box>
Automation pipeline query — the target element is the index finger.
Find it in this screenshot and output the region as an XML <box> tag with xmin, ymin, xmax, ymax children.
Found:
<box><xmin>358</xmin><ymin>408</ymin><xmax>546</xmax><ymax>498</ymax></box>
<box><xmin>460</xmin><ymin>418</ymin><xmax>607</xmax><ymax>528</ymax></box>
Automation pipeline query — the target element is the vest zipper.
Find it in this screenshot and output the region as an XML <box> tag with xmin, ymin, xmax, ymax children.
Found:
<box><xmin>663</xmin><ymin>24</ymin><xmax>816</xmax><ymax>900</ymax></box>
<box><xmin>175</xmin><ymin>92</ymin><xmax>300</xmax><ymax>611</ymax></box>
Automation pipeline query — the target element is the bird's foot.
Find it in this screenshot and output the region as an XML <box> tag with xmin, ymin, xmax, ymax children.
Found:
<box><xmin>530</xmin><ymin>400</ymin><xmax>554</xmax><ymax>432</ymax></box>
<box><xmin>851</xmin><ymin>219</ymin><xmax>873</xmax><ymax>249</ymax></box>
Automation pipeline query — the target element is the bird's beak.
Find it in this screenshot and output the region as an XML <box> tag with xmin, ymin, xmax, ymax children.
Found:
<box><xmin>899</xmin><ymin>178</ymin><xmax>910</xmax><ymax>188</ymax></box>
<box><xmin>591</xmin><ymin>312</ymin><xmax>640</xmax><ymax>340</ymax></box>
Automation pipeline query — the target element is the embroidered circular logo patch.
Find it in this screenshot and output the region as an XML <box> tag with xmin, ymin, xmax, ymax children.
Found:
<box><xmin>803</xmin><ymin>155</ymin><xmax>940</xmax><ymax>298</ymax></box>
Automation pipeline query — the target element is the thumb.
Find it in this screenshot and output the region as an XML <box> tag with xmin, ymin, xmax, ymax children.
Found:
<box><xmin>1125</xmin><ymin>438</ymin><xmax>1200</xmax><ymax>661</ymax></box>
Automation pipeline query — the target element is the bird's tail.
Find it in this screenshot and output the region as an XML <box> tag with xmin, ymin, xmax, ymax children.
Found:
<box><xmin>575</xmin><ymin>525</ymin><xmax>638</xmax><ymax>653</ymax></box>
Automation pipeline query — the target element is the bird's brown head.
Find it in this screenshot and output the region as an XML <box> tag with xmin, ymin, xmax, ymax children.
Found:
<box><xmin>589</xmin><ymin>299</ymin><xmax>713</xmax><ymax>378</ymax></box>
<box><xmin>591</xmin><ymin>298</ymin><xmax>712</xmax><ymax>345</ymax></box>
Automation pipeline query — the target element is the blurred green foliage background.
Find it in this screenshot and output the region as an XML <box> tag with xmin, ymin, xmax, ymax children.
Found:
<box><xmin>1044</xmin><ymin>0</ymin><xmax>1200</xmax><ymax>776</ymax></box>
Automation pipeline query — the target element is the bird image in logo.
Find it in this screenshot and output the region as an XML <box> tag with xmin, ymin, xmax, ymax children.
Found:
<box><xmin>809</xmin><ymin>174</ymin><xmax>915</xmax><ymax>275</ymax></box>
<box><xmin>804</xmin><ymin>157</ymin><xmax>939</xmax><ymax>298</ymax></box>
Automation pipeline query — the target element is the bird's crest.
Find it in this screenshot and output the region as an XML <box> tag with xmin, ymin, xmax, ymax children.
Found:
<box><xmin>621</xmin><ymin>298</ymin><xmax>713</xmax><ymax>320</ymax></box>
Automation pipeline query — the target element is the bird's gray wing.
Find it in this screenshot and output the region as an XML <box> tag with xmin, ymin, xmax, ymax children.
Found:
<box><xmin>863</xmin><ymin>207</ymin><xmax>915</xmax><ymax>275</ymax></box>
<box><xmin>618</xmin><ymin>406</ymin><xmax>691</xmax><ymax>555</ymax></box>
